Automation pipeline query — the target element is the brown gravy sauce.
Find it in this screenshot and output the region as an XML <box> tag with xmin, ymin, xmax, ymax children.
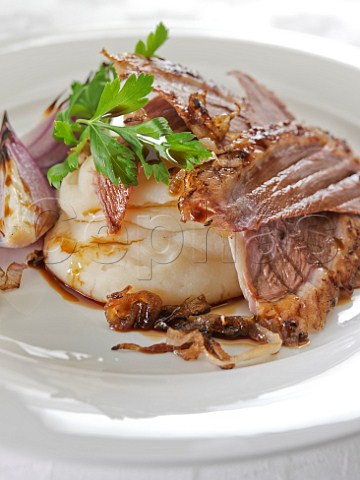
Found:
<box><xmin>36</xmin><ymin>265</ymin><xmax>104</xmax><ymax>310</ymax></box>
<box><xmin>33</xmin><ymin>264</ymin><xmax>355</xmax><ymax>347</ymax></box>
<box><xmin>32</xmin><ymin>270</ymin><xmax>254</xmax><ymax>343</ymax></box>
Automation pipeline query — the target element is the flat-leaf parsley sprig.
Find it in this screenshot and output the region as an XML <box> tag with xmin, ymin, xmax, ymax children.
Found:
<box><xmin>48</xmin><ymin>24</ymin><xmax>211</xmax><ymax>189</ymax></box>
<box><xmin>135</xmin><ymin>22</ymin><xmax>169</xmax><ymax>58</ymax></box>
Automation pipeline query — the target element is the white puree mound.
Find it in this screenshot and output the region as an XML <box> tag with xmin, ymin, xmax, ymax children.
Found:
<box><xmin>44</xmin><ymin>157</ymin><xmax>242</xmax><ymax>304</ymax></box>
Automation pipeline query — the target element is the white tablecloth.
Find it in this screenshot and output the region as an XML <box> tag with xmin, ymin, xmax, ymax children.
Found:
<box><xmin>1</xmin><ymin>0</ymin><xmax>360</xmax><ymax>478</ymax></box>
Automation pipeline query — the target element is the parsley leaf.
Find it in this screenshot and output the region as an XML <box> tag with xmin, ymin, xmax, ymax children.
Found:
<box><xmin>163</xmin><ymin>132</ymin><xmax>211</xmax><ymax>169</ymax></box>
<box><xmin>98</xmin><ymin>118</ymin><xmax>171</xmax><ymax>183</ymax></box>
<box><xmin>48</xmin><ymin>70</ymin><xmax>156</xmax><ymax>188</ymax></box>
<box><xmin>135</xmin><ymin>22</ymin><xmax>169</xmax><ymax>58</ymax></box>
<box><xmin>52</xmin><ymin>63</ymin><xmax>115</xmax><ymax>149</ymax></box>
<box><xmin>48</xmin><ymin>24</ymin><xmax>212</xmax><ymax>190</ymax></box>
<box><xmin>53</xmin><ymin>120</ymin><xmax>78</xmax><ymax>145</ymax></box>
<box><xmin>89</xmin><ymin>126</ymin><xmax>138</xmax><ymax>186</ymax></box>
<box><xmin>47</xmin><ymin>162</ymin><xmax>71</xmax><ymax>190</ymax></box>
<box><xmin>125</xmin><ymin>117</ymin><xmax>173</xmax><ymax>137</ymax></box>
<box><xmin>68</xmin><ymin>64</ymin><xmax>113</xmax><ymax>120</ymax></box>
<box><xmin>47</xmin><ymin>132</ymin><xmax>88</xmax><ymax>188</ymax></box>
<box><xmin>94</xmin><ymin>73</ymin><xmax>153</xmax><ymax>119</ymax></box>
<box><xmin>143</xmin><ymin>160</ymin><xmax>170</xmax><ymax>184</ymax></box>
<box><xmin>98</xmin><ymin>118</ymin><xmax>211</xmax><ymax>184</ymax></box>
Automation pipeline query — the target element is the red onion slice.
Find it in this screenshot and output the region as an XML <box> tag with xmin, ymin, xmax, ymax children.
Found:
<box><xmin>0</xmin><ymin>113</ymin><xmax>59</xmax><ymax>248</ymax></box>
<box><xmin>21</xmin><ymin>96</ymin><xmax>69</xmax><ymax>173</ymax></box>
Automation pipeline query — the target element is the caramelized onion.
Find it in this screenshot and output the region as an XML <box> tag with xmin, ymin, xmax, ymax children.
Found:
<box><xmin>108</xmin><ymin>289</ymin><xmax>283</xmax><ymax>369</ymax></box>
<box><xmin>111</xmin><ymin>342</ymin><xmax>174</xmax><ymax>354</ymax></box>
<box><xmin>113</xmin><ymin>326</ymin><xmax>282</xmax><ymax>369</ymax></box>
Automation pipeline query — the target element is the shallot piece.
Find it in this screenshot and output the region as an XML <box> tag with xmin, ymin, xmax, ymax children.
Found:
<box><xmin>0</xmin><ymin>262</ymin><xmax>26</xmax><ymax>290</ymax></box>
<box><xmin>21</xmin><ymin>96</ymin><xmax>69</xmax><ymax>173</ymax></box>
<box><xmin>0</xmin><ymin>113</ymin><xmax>59</xmax><ymax>248</ymax></box>
<box><xmin>112</xmin><ymin>326</ymin><xmax>282</xmax><ymax>370</ymax></box>
<box><xmin>107</xmin><ymin>289</ymin><xmax>282</xmax><ymax>369</ymax></box>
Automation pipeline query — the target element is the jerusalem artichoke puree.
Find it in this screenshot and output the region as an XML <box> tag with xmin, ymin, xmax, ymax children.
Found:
<box><xmin>44</xmin><ymin>156</ymin><xmax>242</xmax><ymax>304</ymax></box>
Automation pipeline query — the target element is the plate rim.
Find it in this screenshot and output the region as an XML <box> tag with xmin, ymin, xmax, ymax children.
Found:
<box><xmin>1</xmin><ymin>24</ymin><xmax>360</xmax><ymax>70</ymax></box>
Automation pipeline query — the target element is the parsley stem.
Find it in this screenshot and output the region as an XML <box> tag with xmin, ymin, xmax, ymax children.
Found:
<box><xmin>76</xmin><ymin>118</ymin><xmax>91</xmax><ymax>126</ymax></box>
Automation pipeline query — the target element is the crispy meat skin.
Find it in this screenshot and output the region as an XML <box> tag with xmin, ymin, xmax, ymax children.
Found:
<box><xmin>106</xmin><ymin>53</ymin><xmax>360</xmax><ymax>228</ymax></box>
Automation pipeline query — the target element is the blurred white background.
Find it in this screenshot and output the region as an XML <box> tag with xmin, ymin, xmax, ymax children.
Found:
<box><xmin>1</xmin><ymin>0</ymin><xmax>360</xmax><ymax>47</ymax></box>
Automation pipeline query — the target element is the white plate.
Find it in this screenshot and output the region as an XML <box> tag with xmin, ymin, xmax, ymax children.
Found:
<box><xmin>1</xmin><ymin>29</ymin><xmax>360</xmax><ymax>466</ymax></box>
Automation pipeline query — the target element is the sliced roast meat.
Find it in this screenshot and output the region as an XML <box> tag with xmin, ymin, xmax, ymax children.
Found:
<box><xmin>229</xmin><ymin>213</ymin><xmax>360</xmax><ymax>345</ymax></box>
<box><xmin>144</xmin><ymin>96</ymin><xmax>188</xmax><ymax>132</ymax></box>
<box><xmin>180</xmin><ymin>123</ymin><xmax>360</xmax><ymax>230</ymax></box>
<box><xmin>103</xmin><ymin>51</ymin><xmax>250</xmax><ymax>144</ymax></box>
<box><xmin>106</xmin><ymin>53</ymin><xmax>296</xmax><ymax>146</ymax></box>
<box><xmin>230</xmin><ymin>71</ymin><xmax>294</xmax><ymax>127</ymax></box>
<box><xmin>180</xmin><ymin>121</ymin><xmax>360</xmax><ymax>345</ymax></box>
<box><xmin>124</xmin><ymin>96</ymin><xmax>188</xmax><ymax>133</ymax></box>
